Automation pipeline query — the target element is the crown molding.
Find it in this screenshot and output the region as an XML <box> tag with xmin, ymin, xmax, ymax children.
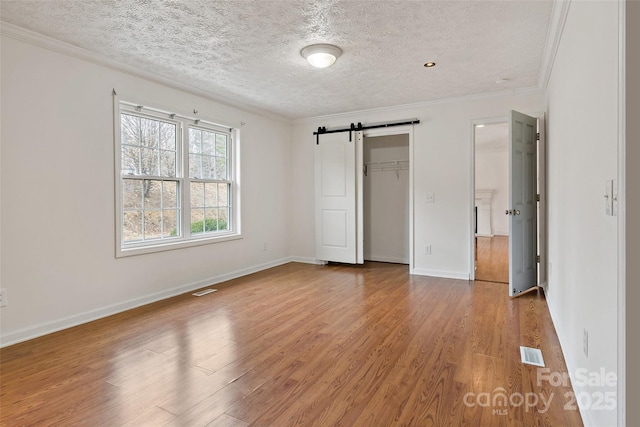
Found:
<box><xmin>0</xmin><ymin>22</ymin><xmax>290</xmax><ymax>123</ymax></box>
<box><xmin>293</xmin><ymin>86</ymin><xmax>543</xmax><ymax>125</ymax></box>
<box><xmin>538</xmin><ymin>0</ymin><xmax>572</xmax><ymax>92</ymax></box>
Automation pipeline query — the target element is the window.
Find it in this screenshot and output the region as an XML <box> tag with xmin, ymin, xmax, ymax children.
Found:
<box><xmin>188</xmin><ymin>128</ymin><xmax>231</xmax><ymax>235</ymax></box>
<box><xmin>116</xmin><ymin>102</ymin><xmax>239</xmax><ymax>256</ymax></box>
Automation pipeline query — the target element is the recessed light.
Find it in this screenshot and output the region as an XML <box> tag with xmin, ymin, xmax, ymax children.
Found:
<box><xmin>476</xmin><ymin>124</ymin><xmax>485</xmax><ymax>128</ymax></box>
<box><xmin>496</xmin><ymin>78</ymin><xmax>510</xmax><ymax>84</ymax></box>
<box><xmin>424</xmin><ymin>62</ymin><xmax>436</xmax><ymax>68</ymax></box>
<box><xmin>301</xmin><ymin>44</ymin><xmax>342</xmax><ymax>68</ymax></box>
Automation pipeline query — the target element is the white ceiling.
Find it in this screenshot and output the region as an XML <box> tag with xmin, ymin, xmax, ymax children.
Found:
<box><xmin>0</xmin><ymin>1</ymin><xmax>553</xmax><ymax>119</ymax></box>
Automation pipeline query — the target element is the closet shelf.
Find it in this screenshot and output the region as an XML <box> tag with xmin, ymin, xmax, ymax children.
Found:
<box><xmin>364</xmin><ymin>160</ymin><xmax>409</xmax><ymax>175</ymax></box>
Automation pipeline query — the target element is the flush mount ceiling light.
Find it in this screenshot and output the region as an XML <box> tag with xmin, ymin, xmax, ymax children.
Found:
<box><xmin>423</xmin><ymin>62</ymin><xmax>436</xmax><ymax>68</ymax></box>
<box><xmin>301</xmin><ymin>44</ymin><xmax>342</xmax><ymax>68</ymax></box>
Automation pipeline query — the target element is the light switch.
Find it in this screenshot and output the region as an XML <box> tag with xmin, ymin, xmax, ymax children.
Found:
<box><xmin>612</xmin><ymin>179</ymin><xmax>618</xmax><ymax>217</ymax></box>
<box><xmin>425</xmin><ymin>193</ymin><xmax>435</xmax><ymax>203</ymax></box>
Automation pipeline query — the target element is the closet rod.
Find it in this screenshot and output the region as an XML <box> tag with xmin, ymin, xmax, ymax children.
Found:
<box><xmin>364</xmin><ymin>160</ymin><xmax>409</xmax><ymax>177</ymax></box>
<box><xmin>365</xmin><ymin>160</ymin><xmax>409</xmax><ymax>166</ymax></box>
<box><xmin>313</xmin><ymin>118</ymin><xmax>420</xmax><ymax>144</ymax></box>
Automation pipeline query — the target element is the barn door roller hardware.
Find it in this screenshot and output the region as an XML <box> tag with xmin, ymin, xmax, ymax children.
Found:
<box><xmin>313</xmin><ymin>118</ymin><xmax>420</xmax><ymax>144</ymax></box>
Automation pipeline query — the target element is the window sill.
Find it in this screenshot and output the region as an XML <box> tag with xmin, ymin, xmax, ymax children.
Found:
<box><xmin>116</xmin><ymin>232</ymin><xmax>242</xmax><ymax>258</ymax></box>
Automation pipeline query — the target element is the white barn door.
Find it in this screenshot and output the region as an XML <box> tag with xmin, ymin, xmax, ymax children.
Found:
<box><xmin>315</xmin><ymin>131</ymin><xmax>364</xmax><ymax>264</ymax></box>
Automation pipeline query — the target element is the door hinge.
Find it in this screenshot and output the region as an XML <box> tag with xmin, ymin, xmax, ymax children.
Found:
<box><xmin>536</xmin><ymin>194</ymin><xmax>540</xmax><ymax>202</ymax></box>
<box><xmin>536</xmin><ymin>255</ymin><xmax>540</xmax><ymax>263</ymax></box>
<box><xmin>536</xmin><ymin>132</ymin><xmax>540</xmax><ymax>141</ymax></box>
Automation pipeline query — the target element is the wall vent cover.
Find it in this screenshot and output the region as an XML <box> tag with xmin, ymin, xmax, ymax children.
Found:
<box><xmin>192</xmin><ymin>289</ymin><xmax>217</xmax><ymax>297</ymax></box>
<box><xmin>520</xmin><ymin>346</ymin><xmax>545</xmax><ymax>367</ymax></box>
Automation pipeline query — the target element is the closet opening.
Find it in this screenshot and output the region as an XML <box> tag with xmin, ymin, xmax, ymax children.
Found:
<box><xmin>363</xmin><ymin>134</ymin><xmax>410</xmax><ymax>264</ymax></box>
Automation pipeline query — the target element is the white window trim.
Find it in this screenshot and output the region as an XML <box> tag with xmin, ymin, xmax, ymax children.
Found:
<box><xmin>113</xmin><ymin>93</ymin><xmax>241</xmax><ymax>258</ymax></box>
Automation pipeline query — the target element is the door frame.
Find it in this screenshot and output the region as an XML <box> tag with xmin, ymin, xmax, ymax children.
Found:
<box><xmin>362</xmin><ymin>125</ymin><xmax>415</xmax><ymax>273</ymax></box>
<box><xmin>469</xmin><ymin>113</ymin><xmax>546</xmax><ymax>287</ymax></box>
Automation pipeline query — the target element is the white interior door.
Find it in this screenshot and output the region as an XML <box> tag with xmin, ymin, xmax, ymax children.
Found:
<box><xmin>315</xmin><ymin>131</ymin><xmax>363</xmax><ymax>264</ymax></box>
<box><xmin>509</xmin><ymin>110</ymin><xmax>538</xmax><ymax>296</ymax></box>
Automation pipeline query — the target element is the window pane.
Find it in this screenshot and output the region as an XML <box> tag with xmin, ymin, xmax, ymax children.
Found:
<box><xmin>123</xmin><ymin>210</ymin><xmax>143</xmax><ymax>242</ymax></box>
<box><xmin>123</xmin><ymin>179</ymin><xmax>143</xmax><ymax>210</ymax></box>
<box><xmin>216</xmin><ymin>135</ymin><xmax>227</xmax><ymax>156</ymax></box>
<box><xmin>204</xmin><ymin>208</ymin><xmax>218</xmax><ymax>232</ymax></box>
<box><xmin>215</xmin><ymin>157</ymin><xmax>227</xmax><ymax>180</ymax></box>
<box><xmin>160</xmin><ymin>122</ymin><xmax>176</xmax><ymax>150</ymax></box>
<box><xmin>163</xmin><ymin>181</ymin><xmax>178</xmax><ymax>208</ymax></box>
<box><xmin>160</xmin><ymin>150</ymin><xmax>176</xmax><ymax>177</ymax></box>
<box><xmin>140</xmin><ymin>118</ymin><xmax>159</xmax><ymax>149</ymax></box>
<box><xmin>190</xmin><ymin>182</ymin><xmax>205</xmax><ymax>208</ymax></box>
<box><xmin>121</xmin><ymin>114</ymin><xmax>140</xmax><ymax>146</ymax></box>
<box><xmin>163</xmin><ymin>209</ymin><xmax>178</xmax><ymax>237</ymax></box>
<box><xmin>144</xmin><ymin>211</ymin><xmax>162</xmax><ymax>240</ymax></box>
<box><xmin>121</xmin><ymin>114</ymin><xmax>175</xmax><ymax>179</ymax></box>
<box><xmin>189</xmin><ymin>128</ymin><xmax>201</xmax><ymax>154</ymax></box>
<box><xmin>189</xmin><ymin>154</ymin><xmax>201</xmax><ymax>179</ymax></box>
<box><xmin>121</xmin><ymin>146</ymin><xmax>140</xmax><ymax>175</ymax></box>
<box><xmin>202</xmin><ymin>156</ymin><xmax>215</xmax><ymax>180</ymax></box>
<box><xmin>144</xmin><ymin>180</ymin><xmax>162</xmax><ymax>209</ymax></box>
<box><xmin>204</xmin><ymin>183</ymin><xmax>217</xmax><ymax>207</ymax></box>
<box><xmin>218</xmin><ymin>183</ymin><xmax>229</xmax><ymax>206</ymax></box>
<box><xmin>218</xmin><ymin>208</ymin><xmax>229</xmax><ymax>231</ymax></box>
<box><xmin>202</xmin><ymin>131</ymin><xmax>215</xmax><ymax>156</ymax></box>
<box><xmin>191</xmin><ymin>208</ymin><xmax>205</xmax><ymax>234</ymax></box>
<box><xmin>140</xmin><ymin>147</ymin><xmax>158</xmax><ymax>175</ymax></box>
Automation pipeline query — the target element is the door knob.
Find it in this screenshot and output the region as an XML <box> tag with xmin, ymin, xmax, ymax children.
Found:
<box><xmin>515</xmin><ymin>209</ymin><xmax>521</xmax><ymax>215</ymax></box>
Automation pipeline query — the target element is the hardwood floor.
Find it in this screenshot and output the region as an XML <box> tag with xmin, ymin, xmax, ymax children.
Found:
<box><xmin>0</xmin><ymin>262</ymin><xmax>582</xmax><ymax>426</ymax></box>
<box><xmin>475</xmin><ymin>236</ymin><xmax>509</xmax><ymax>284</ymax></box>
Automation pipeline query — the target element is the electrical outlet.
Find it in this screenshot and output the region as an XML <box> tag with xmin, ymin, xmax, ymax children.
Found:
<box><xmin>425</xmin><ymin>193</ymin><xmax>435</xmax><ymax>203</ymax></box>
<box><xmin>583</xmin><ymin>329</ymin><xmax>589</xmax><ymax>358</ymax></box>
<box><xmin>424</xmin><ymin>244</ymin><xmax>431</xmax><ymax>255</ymax></box>
<box><xmin>263</xmin><ymin>241</ymin><xmax>268</xmax><ymax>251</ymax></box>
<box><xmin>0</xmin><ymin>288</ymin><xmax>7</xmax><ymax>307</ymax></box>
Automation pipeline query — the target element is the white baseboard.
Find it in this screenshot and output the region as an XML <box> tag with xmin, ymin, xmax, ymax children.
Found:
<box><xmin>0</xmin><ymin>257</ymin><xmax>294</xmax><ymax>348</ymax></box>
<box><xmin>410</xmin><ymin>268</ymin><xmax>470</xmax><ymax>281</ymax></box>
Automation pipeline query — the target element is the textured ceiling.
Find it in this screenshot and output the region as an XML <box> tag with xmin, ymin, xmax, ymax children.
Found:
<box><xmin>0</xmin><ymin>1</ymin><xmax>553</xmax><ymax>119</ymax></box>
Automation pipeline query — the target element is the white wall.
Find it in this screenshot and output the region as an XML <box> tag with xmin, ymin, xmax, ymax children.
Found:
<box><xmin>475</xmin><ymin>148</ymin><xmax>509</xmax><ymax>236</ymax></box>
<box><xmin>0</xmin><ymin>35</ymin><xmax>292</xmax><ymax>345</ymax></box>
<box><xmin>544</xmin><ymin>2</ymin><xmax>619</xmax><ymax>426</ymax></box>
<box><xmin>363</xmin><ymin>135</ymin><xmax>409</xmax><ymax>264</ymax></box>
<box><xmin>290</xmin><ymin>91</ymin><xmax>544</xmax><ymax>279</ymax></box>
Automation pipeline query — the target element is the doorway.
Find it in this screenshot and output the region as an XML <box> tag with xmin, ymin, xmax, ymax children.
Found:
<box><xmin>363</xmin><ymin>134</ymin><xmax>410</xmax><ymax>264</ymax></box>
<box><xmin>474</xmin><ymin>122</ymin><xmax>509</xmax><ymax>283</ymax></box>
